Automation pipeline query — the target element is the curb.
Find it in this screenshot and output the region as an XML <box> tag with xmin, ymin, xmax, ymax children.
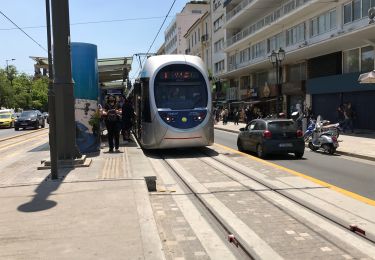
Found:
<box><xmin>214</xmin><ymin>126</ymin><xmax>375</xmax><ymax>162</ymax></box>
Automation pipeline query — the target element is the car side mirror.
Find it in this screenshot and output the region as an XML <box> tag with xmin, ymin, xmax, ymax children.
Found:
<box><xmin>239</xmin><ymin>127</ymin><xmax>245</xmax><ymax>131</ymax></box>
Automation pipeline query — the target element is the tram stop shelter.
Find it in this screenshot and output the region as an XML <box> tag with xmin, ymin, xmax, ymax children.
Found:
<box><xmin>30</xmin><ymin>56</ymin><xmax>133</xmax><ymax>95</ymax></box>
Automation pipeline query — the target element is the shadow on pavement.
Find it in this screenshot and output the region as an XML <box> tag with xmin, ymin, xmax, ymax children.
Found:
<box><xmin>17</xmin><ymin>168</ymin><xmax>73</xmax><ymax>213</ymax></box>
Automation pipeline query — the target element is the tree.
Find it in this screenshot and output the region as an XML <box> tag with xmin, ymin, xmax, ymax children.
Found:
<box><xmin>0</xmin><ymin>67</ymin><xmax>48</xmax><ymax>111</ymax></box>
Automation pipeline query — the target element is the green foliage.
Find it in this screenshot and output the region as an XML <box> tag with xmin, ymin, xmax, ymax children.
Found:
<box><xmin>0</xmin><ymin>67</ymin><xmax>48</xmax><ymax>111</ymax></box>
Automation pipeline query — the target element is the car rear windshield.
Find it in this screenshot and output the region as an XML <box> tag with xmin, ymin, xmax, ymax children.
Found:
<box><xmin>0</xmin><ymin>114</ymin><xmax>11</xmax><ymax>119</ymax></box>
<box><xmin>268</xmin><ymin>121</ymin><xmax>297</xmax><ymax>132</ymax></box>
<box><xmin>20</xmin><ymin>111</ymin><xmax>36</xmax><ymax>117</ymax></box>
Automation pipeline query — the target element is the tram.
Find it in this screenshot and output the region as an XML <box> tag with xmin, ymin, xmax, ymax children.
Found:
<box><xmin>132</xmin><ymin>55</ymin><xmax>214</xmax><ymax>149</ymax></box>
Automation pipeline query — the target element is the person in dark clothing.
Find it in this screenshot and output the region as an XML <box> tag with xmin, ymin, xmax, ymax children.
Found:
<box><xmin>101</xmin><ymin>95</ymin><xmax>122</xmax><ymax>152</ymax></box>
<box><xmin>121</xmin><ymin>98</ymin><xmax>135</xmax><ymax>142</ymax></box>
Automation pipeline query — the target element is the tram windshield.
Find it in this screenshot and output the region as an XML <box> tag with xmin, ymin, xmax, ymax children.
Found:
<box><xmin>154</xmin><ymin>64</ymin><xmax>208</xmax><ymax>110</ymax></box>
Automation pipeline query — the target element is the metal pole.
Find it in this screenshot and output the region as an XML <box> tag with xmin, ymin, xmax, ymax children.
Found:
<box><xmin>45</xmin><ymin>0</ymin><xmax>58</xmax><ymax>179</ymax></box>
<box><xmin>51</xmin><ymin>0</ymin><xmax>81</xmax><ymax>160</ymax></box>
<box><xmin>275</xmin><ymin>61</ymin><xmax>279</xmax><ymax>115</ymax></box>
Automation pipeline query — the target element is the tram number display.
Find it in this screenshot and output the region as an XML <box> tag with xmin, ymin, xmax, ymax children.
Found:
<box><xmin>160</xmin><ymin>71</ymin><xmax>199</xmax><ymax>81</ymax></box>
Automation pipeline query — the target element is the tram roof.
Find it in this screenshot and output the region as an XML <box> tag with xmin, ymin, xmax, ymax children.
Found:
<box><xmin>30</xmin><ymin>56</ymin><xmax>133</xmax><ymax>85</ymax></box>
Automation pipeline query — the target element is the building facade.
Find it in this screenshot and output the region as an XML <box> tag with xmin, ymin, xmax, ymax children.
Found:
<box><xmin>222</xmin><ymin>0</ymin><xmax>375</xmax><ymax>129</ymax></box>
<box><xmin>164</xmin><ymin>1</ymin><xmax>209</xmax><ymax>54</ymax></box>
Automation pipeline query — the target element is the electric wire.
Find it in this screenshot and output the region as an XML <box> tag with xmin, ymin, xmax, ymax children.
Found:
<box><xmin>0</xmin><ymin>10</ymin><xmax>47</xmax><ymax>52</ymax></box>
<box><xmin>129</xmin><ymin>0</ymin><xmax>177</xmax><ymax>80</ymax></box>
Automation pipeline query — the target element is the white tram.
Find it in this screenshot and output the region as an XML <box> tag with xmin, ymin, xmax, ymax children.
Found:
<box><xmin>132</xmin><ymin>55</ymin><xmax>214</xmax><ymax>149</ymax></box>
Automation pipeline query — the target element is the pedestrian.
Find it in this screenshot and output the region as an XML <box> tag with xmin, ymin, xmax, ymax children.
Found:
<box><xmin>121</xmin><ymin>97</ymin><xmax>135</xmax><ymax>142</ymax></box>
<box><xmin>234</xmin><ymin>109</ymin><xmax>239</xmax><ymax>125</ymax></box>
<box><xmin>101</xmin><ymin>95</ymin><xmax>122</xmax><ymax>152</ymax></box>
<box><xmin>343</xmin><ymin>102</ymin><xmax>355</xmax><ymax>133</ymax></box>
<box><xmin>245</xmin><ymin>106</ymin><xmax>252</xmax><ymax>124</ymax></box>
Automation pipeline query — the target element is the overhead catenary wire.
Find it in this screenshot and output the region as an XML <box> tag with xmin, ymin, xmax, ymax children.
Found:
<box><xmin>129</xmin><ymin>0</ymin><xmax>177</xmax><ymax>80</ymax></box>
<box><xmin>0</xmin><ymin>10</ymin><xmax>47</xmax><ymax>52</ymax></box>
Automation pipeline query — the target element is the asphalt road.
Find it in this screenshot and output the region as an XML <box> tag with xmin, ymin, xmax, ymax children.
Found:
<box><xmin>215</xmin><ymin>129</ymin><xmax>375</xmax><ymax>200</ymax></box>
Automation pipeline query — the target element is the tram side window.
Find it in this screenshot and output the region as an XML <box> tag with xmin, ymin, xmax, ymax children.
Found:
<box><xmin>141</xmin><ymin>79</ymin><xmax>152</xmax><ymax>123</ymax></box>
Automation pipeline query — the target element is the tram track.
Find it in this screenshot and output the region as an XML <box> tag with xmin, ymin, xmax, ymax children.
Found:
<box><xmin>150</xmin><ymin>147</ymin><xmax>375</xmax><ymax>259</ymax></box>
<box><xmin>198</xmin><ymin>147</ymin><xmax>375</xmax><ymax>245</ymax></box>
<box><xmin>0</xmin><ymin>128</ymin><xmax>48</xmax><ymax>143</ymax></box>
<box><xmin>0</xmin><ymin>129</ymin><xmax>48</xmax><ymax>151</ymax></box>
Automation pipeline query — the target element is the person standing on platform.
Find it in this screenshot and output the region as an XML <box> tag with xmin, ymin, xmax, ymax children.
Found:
<box><xmin>101</xmin><ymin>95</ymin><xmax>122</xmax><ymax>152</ymax></box>
<box><xmin>121</xmin><ymin>97</ymin><xmax>135</xmax><ymax>142</ymax></box>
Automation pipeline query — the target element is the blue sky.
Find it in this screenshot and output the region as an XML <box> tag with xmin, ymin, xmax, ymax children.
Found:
<box><xmin>0</xmin><ymin>0</ymin><xmax>188</xmax><ymax>79</ymax></box>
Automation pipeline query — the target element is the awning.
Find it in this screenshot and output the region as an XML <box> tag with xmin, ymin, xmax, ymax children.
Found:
<box><xmin>30</xmin><ymin>56</ymin><xmax>133</xmax><ymax>87</ymax></box>
<box><xmin>358</xmin><ymin>70</ymin><xmax>375</xmax><ymax>84</ymax></box>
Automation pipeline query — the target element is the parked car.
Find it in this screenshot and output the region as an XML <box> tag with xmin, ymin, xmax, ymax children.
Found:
<box><xmin>0</xmin><ymin>113</ymin><xmax>15</xmax><ymax>128</ymax></box>
<box><xmin>14</xmin><ymin>110</ymin><xmax>45</xmax><ymax>131</ymax></box>
<box><xmin>237</xmin><ymin>118</ymin><xmax>305</xmax><ymax>159</ymax></box>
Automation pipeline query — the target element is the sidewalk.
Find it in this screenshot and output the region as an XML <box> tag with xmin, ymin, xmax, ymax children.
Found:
<box><xmin>0</xmin><ymin>139</ymin><xmax>165</xmax><ymax>260</ymax></box>
<box><xmin>214</xmin><ymin>122</ymin><xmax>375</xmax><ymax>161</ymax></box>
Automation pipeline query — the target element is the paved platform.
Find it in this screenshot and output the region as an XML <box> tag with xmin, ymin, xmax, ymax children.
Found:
<box><xmin>214</xmin><ymin>122</ymin><xmax>375</xmax><ymax>161</ymax></box>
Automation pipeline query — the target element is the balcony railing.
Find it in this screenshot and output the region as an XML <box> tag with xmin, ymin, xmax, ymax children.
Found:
<box><xmin>227</xmin><ymin>0</ymin><xmax>312</xmax><ymax>47</ymax></box>
<box><xmin>226</xmin><ymin>0</ymin><xmax>254</xmax><ymax>21</ymax></box>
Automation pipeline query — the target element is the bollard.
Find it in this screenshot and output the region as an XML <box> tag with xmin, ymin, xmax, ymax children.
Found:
<box><xmin>145</xmin><ymin>176</ymin><xmax>157</xmax><ymax>192</ymax></box>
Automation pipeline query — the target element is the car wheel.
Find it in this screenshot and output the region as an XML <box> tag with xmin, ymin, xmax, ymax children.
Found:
<box><xmin>15</xmin><ymin>127</ymin><xmax>19</xmax><ymax>131</ymax></box>
<box><xmin>237</xmin><ymin>139</ymin><xmax>244</xmax><ymax>152</ymax></box>
<box><xmin>256</xmin><ymin>144</ymin><xmax>266</xmax><ymax>158</ymax></box>
<box><xmin>41</xmin><ymin>122</ymin><xmax>45</xmax><ymax>128</ymax></box>
<box><xmin>34</xmin><ymin>122</ymin><xmax>39</xmax><ymax>129</ymax></box>
<box><xmin>308</xmin><ymin>142</ymin><xmax>318</xmax><ymax>152</ymax></box>
<box><xmin>294</xmin><ymin>152</ymin><xmax>304</xmax><ymax>159</ymax></box>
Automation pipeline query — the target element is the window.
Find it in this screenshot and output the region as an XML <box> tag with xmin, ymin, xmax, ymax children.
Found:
<box><xmin>251</xmin><ymin>41</ymin><xmax>266</xmax><ymax>59</ymax></box>
<box><xmin>344</xmin><ymin>3</ymin><xmax>353</xmax><ymax>24</ymax></box>
<box><xmin>354</xmin><ymin>0</ymin><xmax>362</xmax><ymax>21</ymax></box>
<box><xmin>286</xmin><ymin>22</ymin><xmax>305</xmax><ymax>46</ymax></box>
<box><xmin>213</xmin><ymin>0</ymin><xmax>221</xmax><ymax>11</ymax></box>
<box><xmin>214</xmin><ymin>38</ymin><xmax>224</xmax><ymax>53</ymax></box>
<box><xmin>268</xmin><ymin>33</ymin><xmax>284</xmax><ymax>53</ymax></box>
<box><xmin>213</xmin><ymin>15</ymin><xmax>224</xmax><ymax>31</ymax></box>
<box><xmin>361</xmin><ymin>46</ymin><xmax>374</xmax><ymax>72</ymax></box>
<box><xmin>344</xmin><ymin>0</ymin><xmax>375</xmax><ymax>24</ymax></box>
<box><xmin>214</xmin><ymin>60</ymin><xmax>225</xmax><ymax>73</ymax></box>
<box><xmin>240</xmin><ymin>48</ymin><xmax>249</xmax><ymax>63</ymax></box>
<box><xmin>343</xmin><ymin>48</ymin><xmax>360</xmax><ymax>73</ymax></box>
<box><xmin>287</xmin><ymin>63</ymin><xmax>307</xmax><ymax>82</ymax></box>
<box><xmin>343</xmin><ymin>46</ymin><xmax>374</xmax><ymax>73</ymax></box>
<box><xmin>310</xmin><ymin>9</ymin><xmax>336</xmax><ymax>37</ymax></box>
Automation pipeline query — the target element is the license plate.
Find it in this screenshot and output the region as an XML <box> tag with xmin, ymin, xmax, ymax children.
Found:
<box><xmin>279</xmin><ymin>143</ymin><xmax>293</xmax><ymax>148</ymax></box>
<box><xmin>21</xmin><ymin>123</ymin><xmax>27</xmax><ymax>126</ymax></box>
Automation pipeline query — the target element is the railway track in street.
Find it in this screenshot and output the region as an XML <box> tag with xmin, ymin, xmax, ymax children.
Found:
<box><xmin>148</xmin><ymin>146</ymin><xmax>375</xmax><ymax>260</ymax></box>
<box><xmin>0</xmin><ymin>128</ymin><xmax>48</xmax><ymax>143</ymax></box>
<box><xmin>0</xmin><ymin>129</ymin><xmax>48</xmax><ymax>151</ymax></box>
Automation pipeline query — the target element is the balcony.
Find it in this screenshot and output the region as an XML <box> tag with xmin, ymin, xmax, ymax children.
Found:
<box><xmin>226</xmin><ymin>0</ymin><xmax>254</xmax><ymax>22</ymax></box>
<box><xmin>226</xmin><ymin>0</ymin><xmax>313</xmax><ymax>48</ymax></box>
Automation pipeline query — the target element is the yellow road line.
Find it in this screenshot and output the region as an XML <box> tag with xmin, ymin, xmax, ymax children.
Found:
<box><xmin>214</xmin><ymin>143</ymin><xmax>375</xmax><ymax>207</ymax></box>
<box><xmin>0</xmin><ymin>132</ymin><xmax>48</xmax><ymax>151</ymax></box>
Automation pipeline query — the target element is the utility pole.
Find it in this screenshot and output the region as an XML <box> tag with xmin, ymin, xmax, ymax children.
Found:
<box><xmin>45</xmin><ymin>0</ymin><xmax>58</xmax><ymax>179</ymax></box>
<box><xmin>51</xmin><ymin>0</ymin><xmax>81</xmax><ymax>160</ymax></box>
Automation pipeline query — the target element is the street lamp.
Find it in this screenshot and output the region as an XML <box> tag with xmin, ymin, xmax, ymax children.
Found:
<box><xmin>5</xmin><ymin>58</ymin><xmax>16</xmax><ymax>85</ymax></box>
<box><xmin>269</xmin><ymin>48</ymin><xmax>285</xmax><ymax>115</ymax></box>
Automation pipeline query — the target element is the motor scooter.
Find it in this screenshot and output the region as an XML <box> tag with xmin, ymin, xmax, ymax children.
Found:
<box><xmin>308</xmin><ymin>116</ymin><xmax>339</xmax><ymax>155</ymax></box>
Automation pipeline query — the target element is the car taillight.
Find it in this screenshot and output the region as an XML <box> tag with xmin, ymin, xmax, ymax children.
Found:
<box><xmin>263</xmin><ymin>130</ymin><xmax>272</xmax><ymax>139</ymax></box>
<box><xmin>297</xmin><ymin>130</ymin><xmax>303</xmax><ymax>138</ymax></box>
<box><xmin>332</xmin><ymin>136</ymin><xmax>337</xmax><ymax>142</ymax></box>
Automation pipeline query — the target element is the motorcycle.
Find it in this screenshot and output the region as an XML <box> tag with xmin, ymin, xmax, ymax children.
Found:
<box><xmin>308</xmin><ymin>116</ymin><xmax>339</xmax><ymax>155</ymax></box>
<box><xmin>303</xmin><ymin>118</ymin><xmax>316</xmax><ymax>142</ymax></box>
